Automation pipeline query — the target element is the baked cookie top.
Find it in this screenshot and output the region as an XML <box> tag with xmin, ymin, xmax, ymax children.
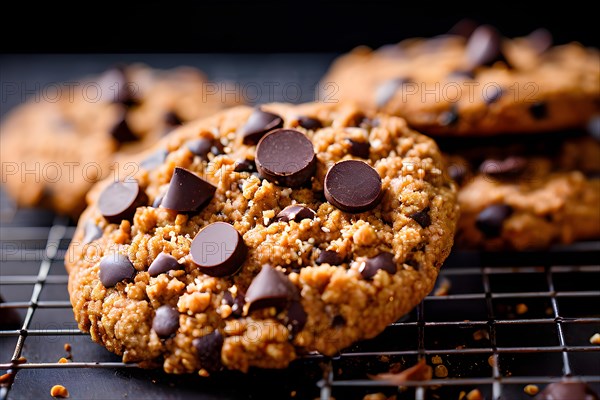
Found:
<box><xmin>66</xmin><ymin>102</ymin><xmax>459</xmax><ymax>374</ymax></box>
<box><xmin>0</xmin><ymin>63</ymin><xmax>239</xmax><ymax>217</ymax></box>
<box><xmin>322</xmin><ymin>25</ymin><xmax>600</xmax><ymax>136</ymax></box>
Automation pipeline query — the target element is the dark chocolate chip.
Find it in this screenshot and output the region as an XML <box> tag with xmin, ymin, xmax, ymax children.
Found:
<box><xmin>483</xmin><ymin>86</ymin><xmax>503</xmax><ymax>104</ymax></box>
<box><xmin>234</xmin><ymin>158</ymin><xmax>256</xmax><ymax>173</ymax></box>
<box><xmin>140</xmin><ymin>149</ymin><xmax>168</xmax><ymax>170</ymax></box>
<box><xmin>275</xmin><ymin>205</ymin><xmax>316</xmax><ymax>223</ymax></box>
<box><xmin>161</xmin><ymin>167</ymin><xmax>216</xmax><ymax>213</ymax></box>
<box><xmin>448</xmin><ymin>18</ymin><xmax>478</xmax><ymax>38</ymax></box>
<box><xmin>527</xmin><ymin>28</ymin><xmax>553</xmax><ymax>55</ymax></box>
<box><xmin>439</xmin><ymin>106</ymin><xmax>460</xmax><ymax>126</ymax></box>
<box><xmin>588</xmin><ymin>116</ymin><xmax>600</xmax><ymax>141</ymax></box>
<box><xmin>331</xmin><ymin>315</ymin><xmax>346</xmax><ymax>328</ymax></box>
<box><xmin>152</xmin><ymin>192</ymin><xmax>165</xmax><ymax>208</ymax></box>
<box><xmin>255</xmin><ymin>129</ymin><xmax>316</xmax><ymax>188</ymax></box>
<box><xmin>348</xmin><ymin>115</ymin><xmax>376</xmax><ymax>129</ymax></box>
<box><xmin>529</xmin><ymin>102</ymin><xmax>548</xmax><ymax>120</ymax></box>
<box><xmin>316</xmin><ymin>250</ymin><xmax>344</xmax><ymax>266</ymax></box>
<box><xmin>346</xmin><ymin>139</ymin><xmax>370</xmax><ymax>159</ymax></box>
<box><xmin>359</xmin><ymin>252</ymin><xmax>397</xmax><ymax>280</ymax></box>
<box><xmin>410</xmin><ymin>207</ymin><xmax>431</xmax><ymax>228</ymax></box>
<box><xmin>193</xmin><ymin>330</ymin><xmax>224</xmax><ymax>371</ymax></box>
<box><xmin>239</xmin><ymin>108</ymin><xmax>283</xmax><ymax>145</ymax></box>
<box><xmin>190</xmin><ymin>222</ymin><xmax>247</xmax><ymax>277</ymax></box>
<box><xmin>324</xmin><ymin>160</ymin><xmax>382</xmax><ymax>213</ymax></box>
<box><xmin>223</xmin><ymin>292</ymin><xmax>245</xmax><ymax>318</ymax></box>
<box><xmin>286</xmin><ymin>301</ymin><xmax>307</xmax><ymax>335</ymax></box>
<box><xmin>99</xmin><ymin>253</ymin><xmax>136</xmax><ymax>287</ymax></box>
<box><xmin>98</xmin><ymin>179</ymin><xmax>147</xmax><ymax>224</ymax></box>
<box><xmin>375</xmin><ymin>77</ymin><xmax>410</xmax><ymax>108</ymax></box>
<box><xmin>479</xmin><ymin>157</ymin><xmax>527</xmax><ymax>178</ymax></box>
<box><xmin>152</xmin><ymin>305</ymin><xmax>179</xmax><ymax>338</ymax></box>
<box><xmin>245</xmin><ymin>265</ymin><xmax>298</xmax><ymax>313</ymax></box>
<box><xmin>82</xmin><ymin>221</ymin><xmax>103</xmax><ymax>245</ymax></box>
<box><xmin>535</xmin><ymin>381</ymin><xmax>599</xmax><ymax>400</ymax></box>
<box><xmin>476</xmin><ymin>204</ymin><xmax>513</xmax><ymax>238</ymax></box>
<box><xmin>164</xmin><ymin>111</ymin><xmax>183</xmax><ymax>126</ymax></box>
<box><xmin>297</xmin><ymin>116</ymin><xmax>322</xmax><ymax>130</ymax></box>
<box><xmin>0</xmin><ymin>295</ymin><xmax>21</xmax><ymax>329</ymax></box>
<box><xmin>448</xmin><ymin>164</ymin><xmax>467</xmax><ymax>185</ymax></box>
<box><xmin>448</xmin><ymin>70</ymin><xmax>476</xmax><ymax>80</ymax></box>
<box><xmin>186</xmin><ymin>138</ymin><xmax>213</xmax><ymax>160</ymax></box>
<box><xmin>110</xmin><ymin>114</ymin><xmax>138</xmax><ymax>143</ymax></box>
<box><xmin>148</xmin><ymin>253</ymin><xmax>181</xmax><ymax>277</ymax></box>
<box><xmin>466</xmin><ymin>25</ymin><xmax>505</xmax><ymax>69</ymax></box>
<box><xmin>97</xmin><ymin>67</ymin><xmax>138</xmax><ymax>106</ymax></box>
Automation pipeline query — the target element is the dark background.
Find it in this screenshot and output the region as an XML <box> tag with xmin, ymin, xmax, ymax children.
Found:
<box><xmin>1</xmin><ymin>1</ymin><xmax>598</xmax><ymax>53</ymax></box>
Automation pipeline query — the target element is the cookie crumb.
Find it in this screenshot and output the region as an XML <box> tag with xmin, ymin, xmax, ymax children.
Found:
<box><xmin>516</xmin><ymin>303</ymin><xmax>528</xmax><ymax>315</ymax></box>
<box><xmin>50</xmin><ymin>385</ymin><xmax>69</xmax><ymax>398</ymax></box>
<box><xmin>590</xmin><ymin>333</ymin><xmax>600</xmax><ymax>345</ymax></box>
<box><xmin>363</xmin><ymin>394</ymin><xmax>387</xmax><ymax>400</ymax></box>
<box><xmin>488</xmin><ymin>355</ymin><xmax>495</xmax><ymax>367</ymax></box>
<box><xmin>466</xmin><ymin>389</ymin><xmax>483</xmax><ymax>400</ymax></box>
<box><xmin>198</xmin><ymin>369</ymin><xmax>209</xmax><ymax>377</ymax></box>
<box><xmin>58</xmin><ymin>358</ymin><xmax>68</xmax><ymax>364</ymax></box>
<box><xmin>0</xmin><ymin>373</ymin><xmax>15</xmax><ymax>384</ymax></box>
<box><xmin>434</xmin><ymin>365</ymin><xmax>448</xmax><ymax>378</ymax></box>
<box><xmin>524</xmin><ymin>384</ymin><xmax>539</xmax><ymax>396</ymax></box>
<box><xmin>434</xmin><ymin>278</ymin><xmax>451</xmax><ymax>296</ymax></box>
<box><xmin>458</xmin><ymin>391</ymin><xmax>466</xmax><ymax>400</ymax></box>
<box><xmin>290</xmin><ymin>390</ymin><xmax>296</xmax><ymax>397</ymax></box>
<box><xmin>473</xmin><ymin>329</ymin><xmax>489</xmax><ymax>341</ymax></box>
<box><xmin>431</xmin><ymin>355</ymin><xmax>443</xmax><ymax>365</ymax></box>
<box><xmin>16</xmin><ymin>356</ymin><xmax>27</xmax><ymax>364</ymax></box>
<box><xmin>64</xmin><ymin>343</ymin><xmax>71</xmax><ymax>352</ymax></box>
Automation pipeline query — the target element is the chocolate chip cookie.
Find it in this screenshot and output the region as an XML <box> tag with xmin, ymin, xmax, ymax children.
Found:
<box><xmin>65</xmin><ymin>102</ymin><xmax>459</xmax><ymax>373</ymax></box>
<box><xmin>446</xmin><ymin>131</ymin><xmax>600</xmax><ymax>250</ymax></box>
<box><xmin>0</xmin><ymin>64</ymin><xmax>240</xmax><ymax>218</ymax></box>
<box><xmin>322</xmin><ymin>25</ymin><xmax>600</xmax><ymax>136</ymax></box>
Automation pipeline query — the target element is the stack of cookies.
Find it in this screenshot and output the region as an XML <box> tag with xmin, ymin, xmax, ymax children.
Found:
<box><xmin>323</xmin><ymin>23</ymin><xmax>600</xmax><ymax>250</ymax></box>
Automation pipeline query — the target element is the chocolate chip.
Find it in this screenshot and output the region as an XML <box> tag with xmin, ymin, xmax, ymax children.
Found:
<box><xmin>476</xmin><ymin>204</ymin><xmax>513</xmax><ymax>238</ymax></box>
<box><xmin>152</xmin><ymin>193</ymin><xmax>165</xmax><ymax>208</ymax></box>
<box><xmin>439</xmin><ymin>106</ymin><xmax>460</xmax><ymax>126</ymax></box>
<box><xmin>296</xmin><ymin>116</ymin><xmax>322</xmax><ymax>130</ymax></box>
<box><xmin>375</xmin><ymin>77</ymin><xmax>409</xmax><ymax>108</ymax></box>
<box><xmin>98</xmin><ymin>179</ymin><xmax>147</xmax><ymax>224</ymax></box>
<box><xmin>192</xmin><ymin>330</ymin><xmax>224</xmax><ymax>372</ymax></box>
<box><xmin>588</xmin><ymin>116</ymin><xmax>600</xmax><ymax>141</ymax></box>
<box><xmin>527</xmin><ymin>28</ymin><xmax>553</xmax><ymax>55</ymax></box>
<box><xmin>324</xmin><ymin>160</ymin><xmax>382</xmax><ymax>213</ymax></box>
<box><xmin>186</xmin><ymin>138</ymin><xmax>213</xmax><ymax>160</ymax></box>
<box><xmin>82</xmin><ymin>221</ymin><xmax>103</xmax><ymax>245</ymax></box>
<box><xmin>161</xmin><ymin>167</ymin><xmax>216</xmax><ymax>213</ymax></box>
<box><xmin>479</xmin><ymin>157</ymin><xmax>527</xmax><ymax>178</ymax></box>
<box><xmin>239</xmin><ymin>108</ymin><xmax>283</xmax><ymax>145</ymax></box>
<box><xmin>466</xmin><ymin>25</ymin><xmax>505</xmax><ymax>69</ymax></box>
<box><xmin>190</xmin><ymin>222</ymin><xmax>247</xmax><ymax>277</ymax></box>
<box><xmin>110</xmin><ymin>114</ymin><xmax>138</xmax><ymax>143</ymax></box>
<box><xmin>223</xmin><ymin>292</ymin><xmax>245</xmax><ymax>318</ymax></box>
<box><xmin>275</xmin><ymin>205</ymin><xmax>316</xmax><ymax>223</ymax></box>
<box><xmin>285</xmin><ymin>301</ymin><xmax>307</xmax><ymax>335</ymax></box>
<box><xmin>359</xmin><ymin>252</ymin><xmax>396</xmax><ymax>280</ymax></box>
<box><xmin>99</xmin><ymin>253</ymin><xmax>136</xmax><ymax>287</ymax></box>
<box><xmin>245</xmin><ymin>265</ymin><xmax>298</xmax><ymax>313</ymax></box>
<box><xmin>140</xmin><ymin>149</ymin><xmax>168</xmax><ymax>170</ymax></box>
<box><xmin>152</xmin><ymin>305</ymin><xmax>179</xmax><ymax>338</ymax></box>
<box><xmin>234</xmin><ymin>158</ymin><xmax>256</xmax><ymax>173</ymax></box>
<box><xmin>97</xmin><ymin>67</ymin><xmax>138</xmax><ymax>106</ymax></box>
<box><xmin>529</xmin><ymin>102</ymin><xmax>548</xmax><ymax>120</ymax></box>
<box><xmin>483</xmin><ymin>86</ymin><xmax>503</xmax><ymax>104</ymax></box>
<box><xmin>316</xmin><ymin>250</ymin><xmax>344</xmax><ymax>265</ymax></box>
<box><xmin>148</xmin><ymin>253</ymin><xmax>181</xmax><ymax>277</ymax></box>
<box><xmin>448</xmin><ymin>164</ymin><xmax>468</xmax><ymax>185</ymax></box>
<box><xmin>348</xmin><ymin>115</ymin><xmax>376</xmax><ymax>129</ymax></box>
<box><xmin>346</xmin><ymin>139</ymin><xmax>370</xmax><ymax>159</ymax></box>
<box><xmin>535</xmin><ymin>381</ymin><xmax>599</xmax><ymax>400</ymax></box>
<box><xmin>0</xmin><ymin>295</ymin><xmax>21</xmax><ymax>329</ymax></box>
<box><xmin>448</xmin><ymin>70</ymin><xmax>476</xmax><ymax>80</ymax></box>
<box><xmin>255</xmin><ymin>129</ymin><xmax>316</xmax><ymax>188</ymax></box>
<box><xmin>448</xmin><ymin>18</ymin><xmax>478</xmax><ymax>38</ymax></box>
<box><xmin>164</xmin><ymin>111</ymin><xmax>183</xmax><ymax>126</ymax></box>
<box><xmin>332</xmin><ymin>315</ymin><xmax>346</xmax><ymax>328</ymax></box>
<box><xmin>410</xmin><ymin>207</ymin><xmax>431</xmax><ymax>228</ymax></box>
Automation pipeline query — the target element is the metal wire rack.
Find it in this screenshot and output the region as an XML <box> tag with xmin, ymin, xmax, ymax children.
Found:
<box><xmin>1</xmin><ymin>200</ymin><xmax>599</xmax><ymax>400</ymax></box>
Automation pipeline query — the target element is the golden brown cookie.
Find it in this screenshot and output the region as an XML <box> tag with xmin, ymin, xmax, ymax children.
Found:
<box><xmin>322</xmin><ymin>26</ymin><xmax>600</xmax><ymax>136</ymax></box>
<box><xmin>65</xmin><ymin>102</ymin><xmax>459</xmax><ymax>373</ymax></box>
<box><xmin>0</xmin><ymin>64</ymin><xmax>240</xmax><ymax>218</ymax></box>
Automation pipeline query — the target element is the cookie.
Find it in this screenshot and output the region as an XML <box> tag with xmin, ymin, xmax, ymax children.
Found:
<box><xmin>0</xmin><ymin>64</ymin><xmax>240</xmax><ymax>218</ymax></box>
<box><xmin>322</xmin><ymin>25</ymin><xmax>600</xmax><ymax>136</ymax></box>
<box><xmin>65</xmin><ymin>102</ymin><xmax>459</xmax><ymax>373</ymax></box>
<box><xmin>448</xmin><ymin>132</ymin><xmax>600</xmax><ymax>250</ymax></box>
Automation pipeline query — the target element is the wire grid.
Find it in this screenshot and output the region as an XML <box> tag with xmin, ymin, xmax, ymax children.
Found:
<box><xmin>0</xmin><ymin>207</ymin><xmax>599</xmax><ymax>400</ymax></box>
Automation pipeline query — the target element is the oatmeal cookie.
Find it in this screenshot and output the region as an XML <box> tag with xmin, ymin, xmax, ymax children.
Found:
<box><xmin>65</xmin><ymin>102</ymin><xmax>458</xmax><ymax>373</ymax></box>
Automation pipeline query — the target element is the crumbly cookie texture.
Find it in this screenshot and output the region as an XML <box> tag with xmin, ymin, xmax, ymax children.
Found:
<box><xmin>0</xmin><ymin>64</ymin><xmax>239</xmax><ymax>217</ymax></box>
<box><xmin>322</xmin><ymin>26</ymin><xmax>600</xmax><ymax>136</ymax></box>
<box><xmin>66</xmin><ymin>103</ymin><xmax>459</xmax><ymax>373</ymax></box>
<box><xmin>448</xmin><ymin>133</ymin><xmax>600</xmax><ymax>250</ymax></box>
